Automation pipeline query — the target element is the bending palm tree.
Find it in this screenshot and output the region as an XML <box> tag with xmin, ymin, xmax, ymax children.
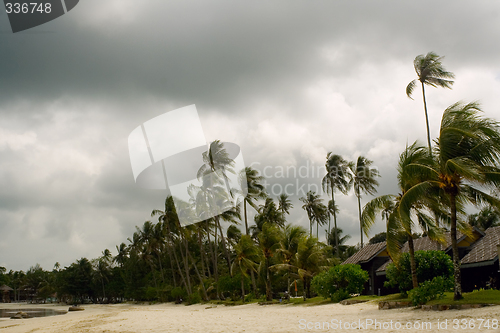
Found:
<box><xmin>275</xmin><ymin>224</ymin><xmax>307</xmax><ymax>295</ymax></box>
<box><xmin>278</xmin><ymin>193</ymin><xmax>293</xmax><ymax>225</ymax></box>
<box><xmin>400</xmin><ymin>102</ymin><xmax>500</xmax><ymax>300</ymax></box>
<box><xmin>231</xmin><ymin>235</ymin><xmax>260</xmax><ymax>302</ymax></box>
<box><xmin>300</xmin><ymin>190</ymin><xmax>328</xmax><ymax>237</ymax></box>
<box><xmin>322</xmin><ymin>153</ymin><xmax>349</xmax><ymax>256</ymax></box>
<box><xmin>406</xmin><ymin>52</ymin><xmax>455</xmax><ymax>154</ymax></box>
<box><xmin>258</xmin><ymin>222</ymin><xmax>282</xmax><ymax>301</ymax></box>
<box><xmin>349</xmin><ymin>156</ymin><xmax>380</xmax><ymax>248</ymax></box>
<box><xmin>240</xmin><ymin>167</ymin><xmax>267</xmax><ymax>235</ymax></box>
<box><xmin>362</xmin><ymin>142</ymin><xmax>441</xmax><ymax>288</ymax></box>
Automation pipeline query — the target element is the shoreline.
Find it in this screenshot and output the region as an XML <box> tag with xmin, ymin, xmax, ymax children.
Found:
<box><xmin>1</xmin><ymin>301</ymin><xmax>499</xmax><ymax>332</ymax></box>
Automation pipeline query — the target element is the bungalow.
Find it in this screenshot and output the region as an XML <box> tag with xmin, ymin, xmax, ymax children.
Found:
<box><xmin>342</xmin><ymin>241</ymin><xmax>389</xmax><ymax>295</ymax></box>
<box><xmin>460</xmin><ymin>226</ymin><xmax>500</xmax><ymax>291</ymax></box>
<box><xmin>343</xmin><ymin>226</ymin><xmax>499</xmax><ymax>295</ymax></box>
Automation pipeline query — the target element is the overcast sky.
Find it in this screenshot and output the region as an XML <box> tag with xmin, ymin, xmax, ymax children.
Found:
<box><xmin>1</xmin><ymin>0</ymin><xmax>500</xmax><ymax>271</ymax></box>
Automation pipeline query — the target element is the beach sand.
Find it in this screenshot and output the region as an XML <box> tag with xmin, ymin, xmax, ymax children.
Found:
<box><xmin>1</xmin><ymin>301</ymin><xmax>499</xmax><ymax>332</ymax></box>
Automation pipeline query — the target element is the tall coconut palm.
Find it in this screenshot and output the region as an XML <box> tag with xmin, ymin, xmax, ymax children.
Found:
<box><xmin>406</xmin><ymin>52</ymin><xmax>455</xmax><ymax>154</ymax></box>
<box><xmin>362</xmin><ymin>142</ymin><xmax>441</xmax><ymax>288</ymax></box>
<box><xmin>400</xmin><ymin>102</ymin><xmax>500</xmax><ymax>300</ymax></box>
<box><xmin>326</xmin><ymin>227</ymin><xmax>351</xmax><ymax>259</ymax></box>
<box><xmin>278</xmin><ymin>193</ymin><xmax>293</xmax><ymax>225</ymax></box>
<box><xmin>252</xmin><ymin>197</ymin><xmax>285</xmax><ymax>234</ymax></box>
<box><xmin>322</xmin><ymin>153</ymin><xmax>349</xmax><ymax>256</ymax></box>
<box><xmin>231</xmin><ymin>235</ymin><xmax>260</xmax><ymax>302</ymax></box>
<box><xmin>258</xmin><ymin>222</ymin><xmax>282</xmax><ymax>301</ymax></box>
<box><xmin>275</xmin><ymin>224</ymin><xmax>307</xmax><ymax>295</ymax></box>
<box><xmin>295</xmin><ymin>235</ymin><xmax>327</xmax><ymax>299</ymax></box>
<box><xmin>300</xmin><ymin>190</ymin><xmax>328</xmax><ymax>237</ymax></box>
<box><xmin>240</xmin><ymin>167</ymin><xmax>267</xmax><ymax>235</ymax></box>
<box><xmin>151</xmin><ymin>196</ymin><xmax>180</xmax><ymax>288</ymax></box>
<box><xmin>348</xmin><ymin>156</ymin><xmax>380</xmax><ymax>248</ymax></box>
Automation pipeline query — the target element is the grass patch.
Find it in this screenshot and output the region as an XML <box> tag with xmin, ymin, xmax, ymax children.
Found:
<box><xmin>426</xmin><ymin>289</ymin><xmax>500</xmax><ymax>306</ymax></box>
<box><xmin>349</xmin><ymin>293</ymin><xmax>409</xmax><ymax>303</ymax></box>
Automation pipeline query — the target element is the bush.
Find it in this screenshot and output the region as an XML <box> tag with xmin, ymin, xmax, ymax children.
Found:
<box><xmin>311</xmin><ymin>264</ymin><xmax>368</xmax><ymax>302</ymax></box>
<box><xmin>187</xmin><ymin>292</ymin><xmax>202</xmax><ymax>305</ymax></box>
<box><xmin>385</xmin><ymin>250</ymin><xmax>453</xmax><ymax>294</ymax></box>
<box><xmin>408</xmin><ymin>276</ymin><xmax>453</xmax><ymax>306</ymax></box>
<box><xmin>171</xmin><ymin>287</ymin><xmax>187</xmax><ymax>301</ymax></box>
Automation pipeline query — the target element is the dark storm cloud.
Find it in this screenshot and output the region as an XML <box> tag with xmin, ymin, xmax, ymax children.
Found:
<box><xmin>2</xmin><ymin>0</ymin><xmax>500</xmax><ymax>270</ymax></box>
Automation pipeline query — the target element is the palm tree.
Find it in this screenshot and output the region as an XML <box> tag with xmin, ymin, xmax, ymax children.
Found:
<box><xmin>197</xmin><ymin>140</ymin><xmax>236</xmax><ymax>198</ymax></box>
<box><xmin>295</xmin><ymin>235</ymin><xmax>327</xmax><ymax>299</ymax></box>
<box><xmin>258</xmin><ymin>222</ymin><xmax>282</xmax><ymax>301</ymax></box>
<box><xmin>275</xmin><ymin>224</ymin><xmax>307</xmax><ymax>295</ymax></box>
<box><xmin>467</xmin><ymin>206</ymin><xmax>500</xmax><ymax>231</ymax></box>
<box><xmin>240</xmin><ymin>167</ymin><xmax>267</xmax><ymax>235</ymax></box>
<box><xmin>400</xmin><ymin>102</ymin><xmax>500</xmax><ymax>300</ymax></box>
<box><xmin>231</xmin><ymin>235</ymin><xmax>260</xmax><ymax>302</ymax></box>
<box><xmin>322</xmin><ymin>153</ymin><xmax>349</xmax><ymax>256</ymax></box>
<box><xmin>362</xmin><ymin>142</ymin><xmax>441</xmax><ymax>289</ymax></box>
<box><xmin>300</xmin><ymin>190</ymin><xmax>328</xmax><ymax>237</ymax></box>
<box><xmin>406</xmin><ymin>52</ymin><xmax>455</xmax><ymax>154</ymax></box>
<box><xmin>252</xmin><ymin>197</ymin><xmax>285</xmax><ymax>233</ymax></box>
<box><xmin>326</xmin><ymin>227</ymin><xmax>351</xmax><ymax>259</ymax></box>
<box><xmin>348</xmin><ymin>156</ymin><xmax>380</xmax><ymax>247</ymax></box>
<box><xmin>278</xmin><ymin>193</ymin><xmax>293</xmax><ymax>224</ymax></box>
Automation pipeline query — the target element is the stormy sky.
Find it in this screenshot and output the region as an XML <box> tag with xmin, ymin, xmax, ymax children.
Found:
<box><xmin>1</xmin><ymin>0</ymin><xmax>500</xmax><ymax>271</ymax></box>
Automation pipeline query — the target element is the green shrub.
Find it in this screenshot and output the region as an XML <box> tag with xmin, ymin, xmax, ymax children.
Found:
<box><xmin>145</xmin><ymin>286</ymin><xmax>158</xmax><ymax>300</ymax></box>
<box><xmin>385</xmin><ymin>250</ymin><xmax>453</xmax><ymax>294</ymax></box>
<box><xmin>408</xmin><ymin>276</ymin><xmax>453</xmax><ymax>306</ymax></box>
<box><xmin>171</xmin><ymin>287</ymin><xmax>187</xmax><ymax>301</ymax></box>
<box><xmin>244</xmin><ymin>292</ymin><xmax>255</xmax><ymax>302</ymax></box>
<box><xmin>311</xmin><ymin>264</ymin><xmax>368</xmax><ymax>302</ymax></box>
<box><xmin>187</xmin><ymin>292</ymin><xmax>202</xmax><ymax>305</ymax></box>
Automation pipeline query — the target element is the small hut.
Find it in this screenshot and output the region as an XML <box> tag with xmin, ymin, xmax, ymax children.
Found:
<box><xmin>0</xmin><ymin>285</ymin><xmax>13</xmax><ymax>303</ymax></box>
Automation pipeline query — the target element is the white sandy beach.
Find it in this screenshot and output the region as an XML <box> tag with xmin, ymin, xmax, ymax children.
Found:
<box><xmin>1</xmin><ymin>301</ymin><xmax>499</xmax><ymax>333</ymax></box>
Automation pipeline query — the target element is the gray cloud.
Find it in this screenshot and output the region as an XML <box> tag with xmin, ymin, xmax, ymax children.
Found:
<box><xmin>1</xmin><ymin>0</ymin><xmax>500</xmax><ymax>270</ymax></box>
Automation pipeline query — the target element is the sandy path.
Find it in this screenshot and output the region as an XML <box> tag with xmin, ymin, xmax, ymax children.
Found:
<box><xmin>1</xmin><ymin>302</ymin><xmax>499</xmax><ymax>332</ymax></box>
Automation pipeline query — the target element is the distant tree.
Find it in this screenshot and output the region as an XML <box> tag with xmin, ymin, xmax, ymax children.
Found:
<box><xmin>278</xmin><ymin>193</ymin><xmax>293</xmax><ymax>225</ymax></box>
<box><xmin>467</xmin><ymin>206</ymin><xmax>500</xmax><ymax>231</ymax></box>
<box><xmin>406</xmin><ymin>52</ymin><xmax>454</xmax><ymax>153</ymax></box>
<box><xmin>348</xmin><ymin>156</ymin><xmax>380</xmax><ymax>248</ymax></box>
<box><xmin>322</xmin><ymin>153</ymin><xmax>349</xmax><ymax>255</ymax></box>
<box><xmin>300</xmin><ymin>190</ymin><xmax>328</xmax><ymax>237</ymax></box>
<box><xmin>369</xmin><ymin>232</ymin><xmax>387</xmax><ymax>244</ymax></box>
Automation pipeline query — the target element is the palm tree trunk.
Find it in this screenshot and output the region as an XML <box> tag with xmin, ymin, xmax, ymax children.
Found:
<box><xmin>187</xmin><ymin>251</ymin><xmax>209</xmax><ymax>301</ymax></box>
<box><xmin>166</xmin><ymin>234</ymin><xmax>178</xmax><ymax>288</ymax></box>
<box><xmin>178</xmin><ymin>234</ymin><xmax>192</xmax><ymax>295</ymax></box>
<box><xmin>241</xmin><ymin>273</ymin><xmax>245</xmax><ymax>302</ymax></box>
<box><xmin>250</xmin><ymin>270</ymin><xmax>258</xmax><ymax>298</ymax></box>
<box><xmin>156</xmin><ymin>251</ymin><xmax>165</xmax><ymax>285</ymax></box>
<box><xmin>211</xmin><ymin>222</ymin><xmax>220</xmax><ymax>299</ymax></box>
<box><xmin>244</xmin><ymin>200</ymin><xmax>249</xmax><ymax>235</ymax></box>
<box><xmin>331</xmin><ymin>188</ymin><xmax>339</xmax><ymax>257</ymax></box>
<box><xmin>316</xmin><ymin>220</ymin><xmax>319</xmax><ymax>239</ymax></box>
<box><xmin>217</xmin><ymin>218</ymin><xmax>232</xmax><ymax>269</ymax></box>
<box><xmin>303</xmin><ymin>279</ymin><xmax>307</xmax><ymax>300</ymax></box>
<box><xmin>357</xmin><ymin>194</ymin><xmax>364</xmax><ymax>248</ymax></box>
<box><xmin>421</xmin><ymin>82</ymin><xmax>432</xmax><ymax>155</ymax></box>
<box><xmin>407</xmin><ymin>234</ymin><xmax>418</xmax><ymax>289</ymax></box>
<box><xmin>197</xmin><ymin>229</ymin><xmax>208</xmax><ymax>278</ymax></box>
<box><xmin>172</xmin><ymin>241</ymin><xmax>189</xmax><ymax>293</ymax></box>
<box><xmin>450</xmin><ymin>194</ymin><xmax>463</xmax><ymax>300</ymax></box>
<box><xmin>265</xmin><ymin>257</ymin><xmax>272</xmax><ymax>301</ymax></box>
